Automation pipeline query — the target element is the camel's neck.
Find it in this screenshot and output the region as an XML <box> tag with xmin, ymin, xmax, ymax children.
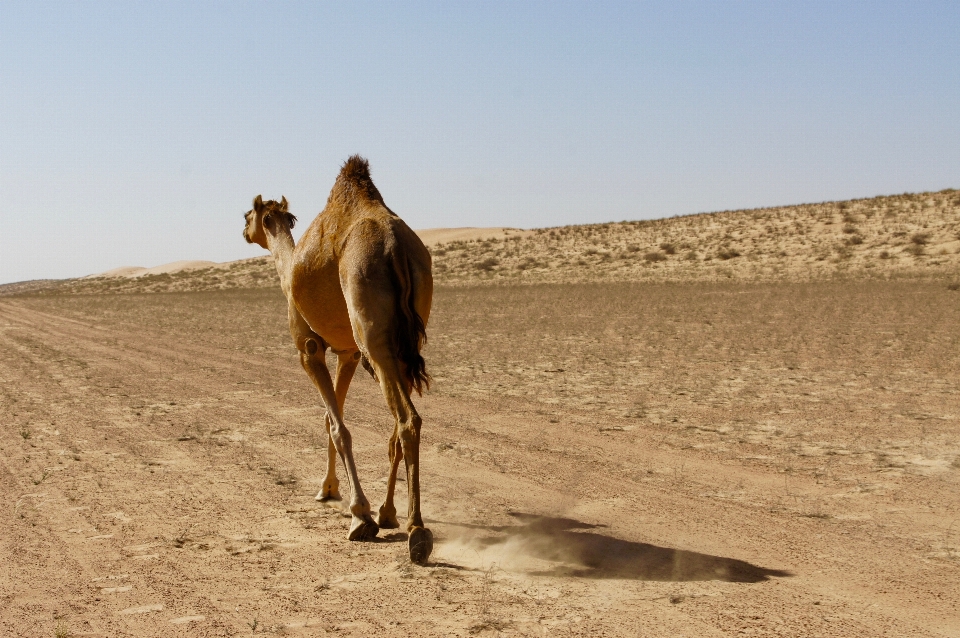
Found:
<box><xmin>265</xmin><ymin>229</ymin><xmax>296</xmax><ymax>298</ymax></box>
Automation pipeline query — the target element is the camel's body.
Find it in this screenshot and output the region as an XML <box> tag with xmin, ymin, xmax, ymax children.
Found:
<box><xmin>243</xmin><ymin>156</ymin><xmax>434</xmax><ymax>563</ymax></box>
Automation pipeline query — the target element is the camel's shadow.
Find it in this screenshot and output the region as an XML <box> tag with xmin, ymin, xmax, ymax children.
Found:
<box><xmin>431</xmin><ymin>512</ymin><xmax>790</xmax><ymax>583</ymax></box>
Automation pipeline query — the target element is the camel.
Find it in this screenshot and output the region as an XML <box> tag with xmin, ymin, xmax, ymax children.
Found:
<box><xmin>242</xmin><ymin>156</ymin><xmax>434</xmax><ymax>564</ymax></box>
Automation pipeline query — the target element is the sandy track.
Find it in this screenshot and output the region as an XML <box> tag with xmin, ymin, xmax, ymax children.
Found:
<box><xmin>1</xmin><ymin>284</ymin><xmax>959</xmax><ymax>636</ymax></box>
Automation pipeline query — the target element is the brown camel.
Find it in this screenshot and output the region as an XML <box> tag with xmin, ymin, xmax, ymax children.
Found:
<box><xmin>242</xmin><ymin>156</ymin><xmax>434</xmax><ymax>564</ymax></box>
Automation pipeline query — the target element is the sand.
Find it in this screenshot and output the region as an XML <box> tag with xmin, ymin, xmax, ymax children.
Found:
<box><xmin>1</xmin><ymin>281</ymin><xmax>958</xmax><ymax>636</ymax></box>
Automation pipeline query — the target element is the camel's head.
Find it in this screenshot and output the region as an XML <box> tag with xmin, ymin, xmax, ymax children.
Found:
<box><xmin>243</xmin><ymin>195</ymin><xmax>297</xmax><ymax>249</ymax></box>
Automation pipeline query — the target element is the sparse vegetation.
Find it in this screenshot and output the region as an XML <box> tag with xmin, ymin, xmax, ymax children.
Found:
<box><xmin>6</xmin><ymin>189</ymin><xmax>959</xmax><ymax>296</ymax></box>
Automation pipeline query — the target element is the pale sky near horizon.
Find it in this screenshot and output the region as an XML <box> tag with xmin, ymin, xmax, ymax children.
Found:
<box><xmin>1</xmin><ymin>1</ymin><xmax>958</xmax><ymax>284</ymax></box>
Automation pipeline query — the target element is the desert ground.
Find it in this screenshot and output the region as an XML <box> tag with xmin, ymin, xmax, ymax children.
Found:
<box><xmin>2</xmin><ymin>192</ymin><xmax>960</xmax><ymax>636</ymax></box>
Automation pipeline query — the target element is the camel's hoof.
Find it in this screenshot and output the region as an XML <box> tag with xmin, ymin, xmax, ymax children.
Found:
<box><xmin>408</xmin><ymin>527</ymin><xmax>433</xmax><ymax>565</ymax></box>
<box><xmin>377</xmin><ymin>508</ymin><xmax>400</xmax><ymax>529</ymax></box>
<box><xmin>315</xmin><ymin>488</ymin><xmax>341</xmax><ymax>502</ymax></box>
<box><xmin>348</xmin><ymin>517</ymin><xmax>380</xmax><ymax>542</ymax></box>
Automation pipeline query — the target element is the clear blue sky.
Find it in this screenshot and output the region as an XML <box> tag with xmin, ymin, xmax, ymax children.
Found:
<box><xmin>1</xmin><ymin>1</ymin><xmax>958</xmax><ymax>283</ymax></box>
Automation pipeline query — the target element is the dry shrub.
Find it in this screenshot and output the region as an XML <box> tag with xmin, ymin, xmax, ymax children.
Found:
<box><xmin>516</xmin><ymin>257</ymin><xmax>537</xmax><ymax>271</ymax></box>
<box><xmin>911</xmin><ymin>233</ymin><xmax>930</xmax><ymax>245</ymax></box>
<box><xmin>476</xmin><ymin>257</ymin><xmax>499</xmax><ymax>271</ymax></box>
<box><xmin>717</xmin><ymin>248</ymin><xmax>741</xmax><ymax>260</ymax></box>
<box><xmin>660</xmin><ymin>243</ymin><xmax>677</xmax><ymax>255</ymax></box>
<box><xmin>644</xmin><ymin>252</ymin><xmax>667</xmax><ymax>263</ymax></box>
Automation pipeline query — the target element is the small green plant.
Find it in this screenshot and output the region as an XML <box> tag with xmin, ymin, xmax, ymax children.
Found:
<box><xmin>468</xmin><ymin>564</ymin><xmax>506</xmax><ymax>635</ymax></box>
<box><xmin>20</xmin><ymin>427</ymin><xmax>30</xmax><ymax>439</ymax></box>
<box><xmin>54</xmin><ymin>621</ymin><xmax>70</xmax><ymax>638</ymax></box>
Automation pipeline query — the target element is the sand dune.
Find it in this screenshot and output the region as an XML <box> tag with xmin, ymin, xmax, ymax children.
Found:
<box><xmin>415</xmin><ymin>226</ymin><xmax>531</xmax><ymax>246</ymax></box>
<box><xmin>90</xmin><ymin>260</ymin><xmax>222</xmax><ymax>279</ymax></box>
<box><xmin>87</xmin><ymin>228</ymin><xmax>527</xmax><ymax>279</ymax></box>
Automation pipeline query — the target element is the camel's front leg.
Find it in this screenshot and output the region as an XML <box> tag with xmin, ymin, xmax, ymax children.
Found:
<box><xmin>316</xmin><ymin>352</ymin><xmax>359</xmax><ymax>502</ymax></box>
<box><xmin>300</xmin><ymin>339</ymin><xmax>378</xmax><ymax>541</ymax></box>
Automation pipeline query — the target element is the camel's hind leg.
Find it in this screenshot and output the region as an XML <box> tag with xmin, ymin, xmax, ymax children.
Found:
<box><xmin>377</xmin><ymin>431</ymin><xmax>403</xmax><ymax>528</ymax></box>
<box><xmin>316</xmin><ymin>351</ymin><xmax>359</xmax><ymax>502</ymax></box>
<box><xmin>299</xmin><ymin>339</ymin><xmax>378</xmax><ymax>541</ymax></box>
<box><xmin>344</xmin><ymin>311</ymin><xmax>432</xmax><ymax>561</ymax></box>
<box><xmin>341</xmin><ymin>253</ymin><xmax>432</xmax><ymax>563</ymax></box>
<box><xmin>369</xmin><ymin>353</ymin><xmax>432</xmax><ymax>563</ymax></box>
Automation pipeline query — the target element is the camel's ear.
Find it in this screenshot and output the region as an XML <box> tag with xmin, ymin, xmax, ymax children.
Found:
<box><xmin>253</xmin><ymin>195</ymin><xmax>264</xmax><ymax>212</ymax></box>
<box><xmin>287</xmin><ymin>213</ymin><xmax>297</xmax><ymax>229</ymax></box>
<box><xmin>280</xmin><ymin>196</ymin><xmax>288</xmax><ymax>211</ymax></box>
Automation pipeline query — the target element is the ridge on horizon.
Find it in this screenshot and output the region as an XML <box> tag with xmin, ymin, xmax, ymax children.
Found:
<box><xmin>2</xmin><ymin>187</ymin><xmax>958</xmax><ymax>294</ymax></box>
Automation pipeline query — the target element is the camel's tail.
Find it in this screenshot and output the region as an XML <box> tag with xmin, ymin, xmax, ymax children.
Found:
<box><xmin>386</xmin><ymin>247</ymin><xmax>430</xmax><ymax>396</ymax></box>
